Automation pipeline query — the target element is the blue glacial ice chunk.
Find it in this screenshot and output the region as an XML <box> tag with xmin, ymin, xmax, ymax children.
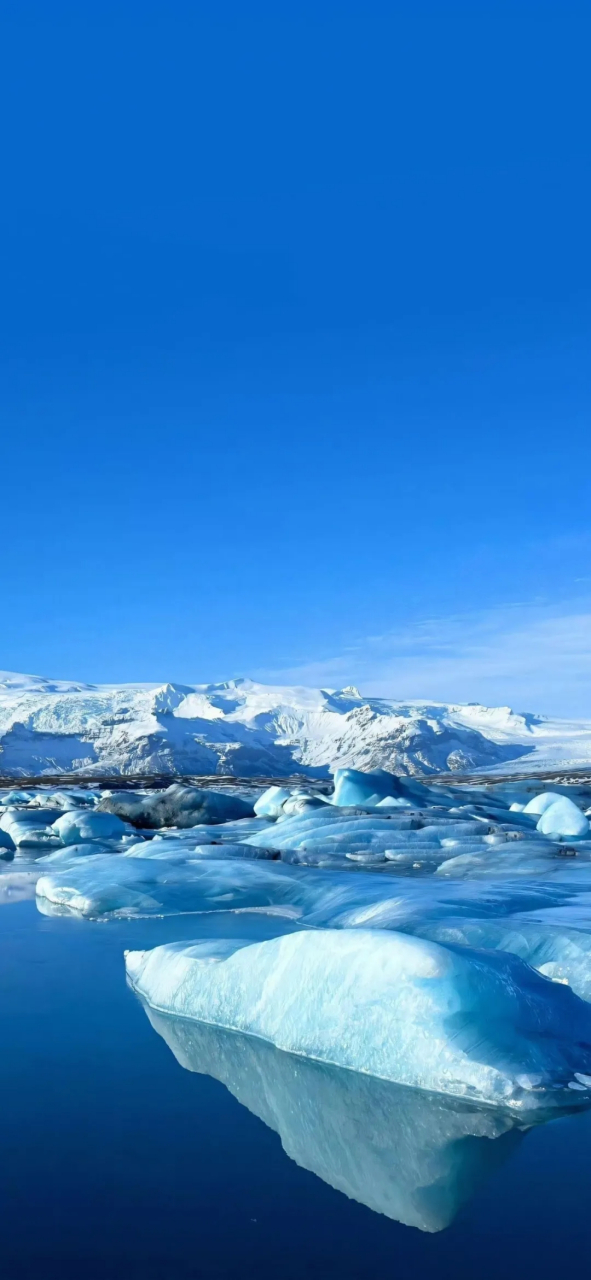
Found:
<box><xmin>35</xmin><ymin>855</ymin><xmax>308</xmax><ymax>918</ymax></box>
<box><xmin>192</xmin><ymin>842</ymin><xmax>279</xmax><ymax>860</ymax></box>
<box><xmin>245</xmin><ymin>810</ymin><xmax>421</xmax><ymax>859</ymax></box>
<box><xmin>332</xmin><ymin>769</ymin><xmax>407</xmax><ymax>808</ymax></box>
<box><xmin>125</xmin><ymin>927</ymin><xmax>591</xmax><ymax>1110</ymax></box>
<box><xmin>332</xmin><ymin>769</ymin><xmax>393</xmax><ymax>807</ymax></box>
<box><xmin>145</xmin><ymin>1011</ymin><xmax>525</xmax><ymax>1232</ymax></box>
<box><xmin>331</xmin><ymin>768</ymin><xmax>448</xmax><ymax>810</ymax></box>
<box><xmin>147</xmin><ymin>817</ymin><xmax>269</xmax><ymax>847</ymax></box>
<box><xmin>244</xmin><ymin>807</ymin><xmax>567</xmax><ymax>874</ymax></box>
<box><xmin>376</xmin><ymin>796</ymin><xmax>415</xmax><ymax>809</ymax></box>
<box><xmin>435</xmin><ymin>839</ymin><xmax>591</xmax><ymax>879</ymax></box>
<box><xmin>52</xmin><ymin>810</ymin><xmax>136</xmax><ymax>845</ymax></box>
<box><xmin>253</xmin><ymin>786</ymin><xmax>292</xmax><ymax>818</ymax></box>
<box><xmin>33</xmin><ymin>837</ymin><xmax>591</xmax><ymax>927</ymax></box>
<box><xmin>95</xmin><ymin>791</ymin><xmax>153</xmax><ymax>824</ymax></box>
<box><xmin>46</xmin><ymin>789</ymin><xmax>98</xmax><ymax>809</ymax></box>
<box><xmin>280</xmin><ymin>793</ymin><xmax>332</xmax><ymax>816</ymax></box>
<box><xmin>0</xmin><ymin>789</ymin><xmax>37</xmax><ymax>806</ymax></box>
<box><xmin>37</xmin><ymin>837</ymin><xmax>146</xmax><ymax>864</ymax></box>
<box><xmin>0</xmin><ymin>807</ymin><xmax>63</xmax><ymax>849</ymax></box>
<box><xmin>536</xmin><ymin>797</ymin><xmax>589</xmax><ymax>839</ymax></box>
<box><xmin>523</xmin><ymin>792</ymin><xmax>565</xmax><ymax>816</ymax></box>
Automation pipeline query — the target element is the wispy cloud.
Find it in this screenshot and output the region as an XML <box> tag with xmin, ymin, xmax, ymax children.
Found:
<box><xmin>256</xmin><ymin>599</ymin><xmax>591</xmax><ymax>717</ymax></box>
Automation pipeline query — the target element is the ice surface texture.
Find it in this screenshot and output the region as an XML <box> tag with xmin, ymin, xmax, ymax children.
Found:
<box><xmin>126</xmin><ymin>928</ymin><xmax>591</xmax><ymax>1110</ymax></box>
<box><xmin>36</xmin><ymin>855</ymin><xmax>308</xmax><ymax>917</ymax></box>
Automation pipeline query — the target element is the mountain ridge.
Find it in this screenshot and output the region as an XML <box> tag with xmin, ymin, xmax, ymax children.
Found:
<box><xmin>0</xmin><ymin>670</ymin><xmax>589</xmax><ymax>778</ymax></box>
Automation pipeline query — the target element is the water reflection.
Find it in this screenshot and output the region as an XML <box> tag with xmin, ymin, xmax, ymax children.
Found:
<box><xmin>0</xmin><ymin>868</ymin><xmax>41</xmax><ymax>905</ymax></box>
<box><xmin>144</xmin><ymin>1007</ymin><xmax>531</xmax><ymax>1233</ymax></box>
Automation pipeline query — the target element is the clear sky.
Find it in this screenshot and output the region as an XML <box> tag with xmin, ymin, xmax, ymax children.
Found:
<box><xmin>2</xmin><ymin>1</ymin><xmax>590</xmax><ymax>715</ymax></box>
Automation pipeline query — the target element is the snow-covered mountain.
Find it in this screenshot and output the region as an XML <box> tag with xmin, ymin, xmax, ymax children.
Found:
<box><xmin>0</xmin><ymin>671</ymin><xmax>590</xmax><ymax>779</ymax></box>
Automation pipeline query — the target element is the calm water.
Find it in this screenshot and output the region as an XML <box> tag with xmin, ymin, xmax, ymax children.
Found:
<box><xmin>2</xmin><ymin>900</ymin><xmax>591</xmax><ymax>1279</ymax></box>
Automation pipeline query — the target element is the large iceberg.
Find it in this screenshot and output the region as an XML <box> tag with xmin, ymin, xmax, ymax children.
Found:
<box><xmin>144</xmin><ymin>1010</ymin><xmax>526</xmax><ymax>1231</ymax></box>
<box><xmin>125</xmin><ymin>928</ymin><xmax>591</xmax><ymax>1110</ymax></box>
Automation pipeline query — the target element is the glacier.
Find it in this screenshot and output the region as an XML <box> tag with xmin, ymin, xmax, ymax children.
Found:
<box><xmin>3</xmin><ymin>668</ymin><xmax>591</xmax><ymax>777</ymax></box>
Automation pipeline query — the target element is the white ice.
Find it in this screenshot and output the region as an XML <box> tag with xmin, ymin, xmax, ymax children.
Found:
<box><xmin>126</xmin><ymin>927</ymin><xmax>591</xmax><ymax>1110</ymax></box>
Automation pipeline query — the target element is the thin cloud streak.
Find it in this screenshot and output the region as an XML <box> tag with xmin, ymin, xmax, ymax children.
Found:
<box><xmin>256</xmin><ymin>600</ymin><xmax>591</xmax><ymax>718</ymax></box>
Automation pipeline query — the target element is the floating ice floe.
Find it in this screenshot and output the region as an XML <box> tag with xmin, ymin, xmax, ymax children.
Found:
<box><xmin>52</xmin><ymin>809</ymin><xmax>137</xmax><ymax>845</ymax></box>
<box><xmin>0</xmin><ymin>807</ymin><xmax>63</xmax><ymax>850</ymax></box>
<box><xmin>331</xmin><ymin>767</ymin><xmax>437</xmax><ymax>809</ymax></box>
<box><xmin>125</xmin><ymin>928</ymin><xmax>591</xmax><ymax>1110</ymax></box>
<box><xmin>253</xmin><ymin>786</ymin><xmax>294</xmax><ymax>818</ymax></box>
<box><xmin>35</xmin><ymin>854</ymin><xmax>308</xmax><ymax>918</ymax></box>
<box><xmin>535</xmin><ymin>796</ymin><xmax>590</xmax><ymax>839</ymax></box>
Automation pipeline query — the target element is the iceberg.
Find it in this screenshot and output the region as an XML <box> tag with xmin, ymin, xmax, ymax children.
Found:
<box><xmin>46</xmin><ymin>789</ymin><xmax>98</xmax><ymax>809</ymax></box>
<box><xmin>36</xmin><ymin>854</ymin><xmax>308</xmax><ymax>918</ymax></box>
<box><xmin>523</xmin><ymin>792</ymin><xmax>565</xmax><ymax>816</ymax></box>
<box><xmin>244</xmin><ymin>805</ymin><xmax>576</xmax><ymax>876</ymax></box>
<box><xmin>97</xmin><ymin>784</ymin><xmax>254</xmax><ymax>829</ymax></box>
<box><xmin>253</xmin><ymin>786</ymin><xmax>293</xmax><ymax>818</ymax></box>
<box><xmin>0</xmin><ymin>807</ymin><xmax>63</xmax><ymax>850</ymax></box>
<box><xmin>192</xmin><ymin>842</ymin><xmax>279</xmax><ymax>860</ymax></box>
<box><xmin>0</xmin><ymin>789</ymin><xmax>38</xmax><ymax>806</ymax></box>
<box><xmin>28</xmin><ymin>771</ymin><xmax>591</xmax><ymax>1031</ymax></box>
<box><xmin>331</xmin><ymin>767</ymin><xmax>435</xmax><ymax>809</ymax></box>
<box><xmin>144</xmin><ymin>1010</ymin><xmax>526</xmax><ymax>1231</ymax></box>
<box><xmin>536</xmin><ymin>796</ymin><xmax>589</xmax><ymax>839</ymax></box>
<box><xmin>125</xmin><ymin>928</ymin><xmax>591</xmax><ymax>1110</ymax></box>
<box><xmin>51</xmin><ymin>809</ymin><xmax>136</xmax><ymax>845</ymax></box>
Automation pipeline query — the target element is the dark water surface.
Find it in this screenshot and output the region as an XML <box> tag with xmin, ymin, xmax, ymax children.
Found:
<box><xmin>2</xmin><ymin>901</ymin><xmax>591</xmax><ymax>1279</ymax></box>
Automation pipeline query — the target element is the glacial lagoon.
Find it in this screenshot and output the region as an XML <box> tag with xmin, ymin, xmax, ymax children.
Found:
<box><xmin>3</xmin><ymin>771</ymin><xmax>591</xmax><ymax>1277</ymax></box>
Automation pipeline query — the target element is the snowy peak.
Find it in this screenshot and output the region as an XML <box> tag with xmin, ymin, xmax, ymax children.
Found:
<box><xmin>0</xmin><ymin>671</ymin><xmax>589</xmax><ymax>778</ymax></box>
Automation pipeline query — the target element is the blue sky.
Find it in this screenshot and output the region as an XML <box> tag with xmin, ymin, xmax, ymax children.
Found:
<box><xmin>1</xmin><ymin>1</ymin><xmax>590</xmax><ymax>715</ymax></box>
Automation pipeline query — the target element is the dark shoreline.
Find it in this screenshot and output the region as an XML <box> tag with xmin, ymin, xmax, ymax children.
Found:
<box><xmin>2</xmin><ymin>767</ymin><xmax>591</xmax><ymax>792</ymax></box>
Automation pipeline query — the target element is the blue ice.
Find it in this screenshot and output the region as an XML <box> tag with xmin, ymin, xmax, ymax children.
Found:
<box><xmin>125</xmin><ymin>927</ymin><xmax>591</xmax><ymax>1110</ymax></box>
